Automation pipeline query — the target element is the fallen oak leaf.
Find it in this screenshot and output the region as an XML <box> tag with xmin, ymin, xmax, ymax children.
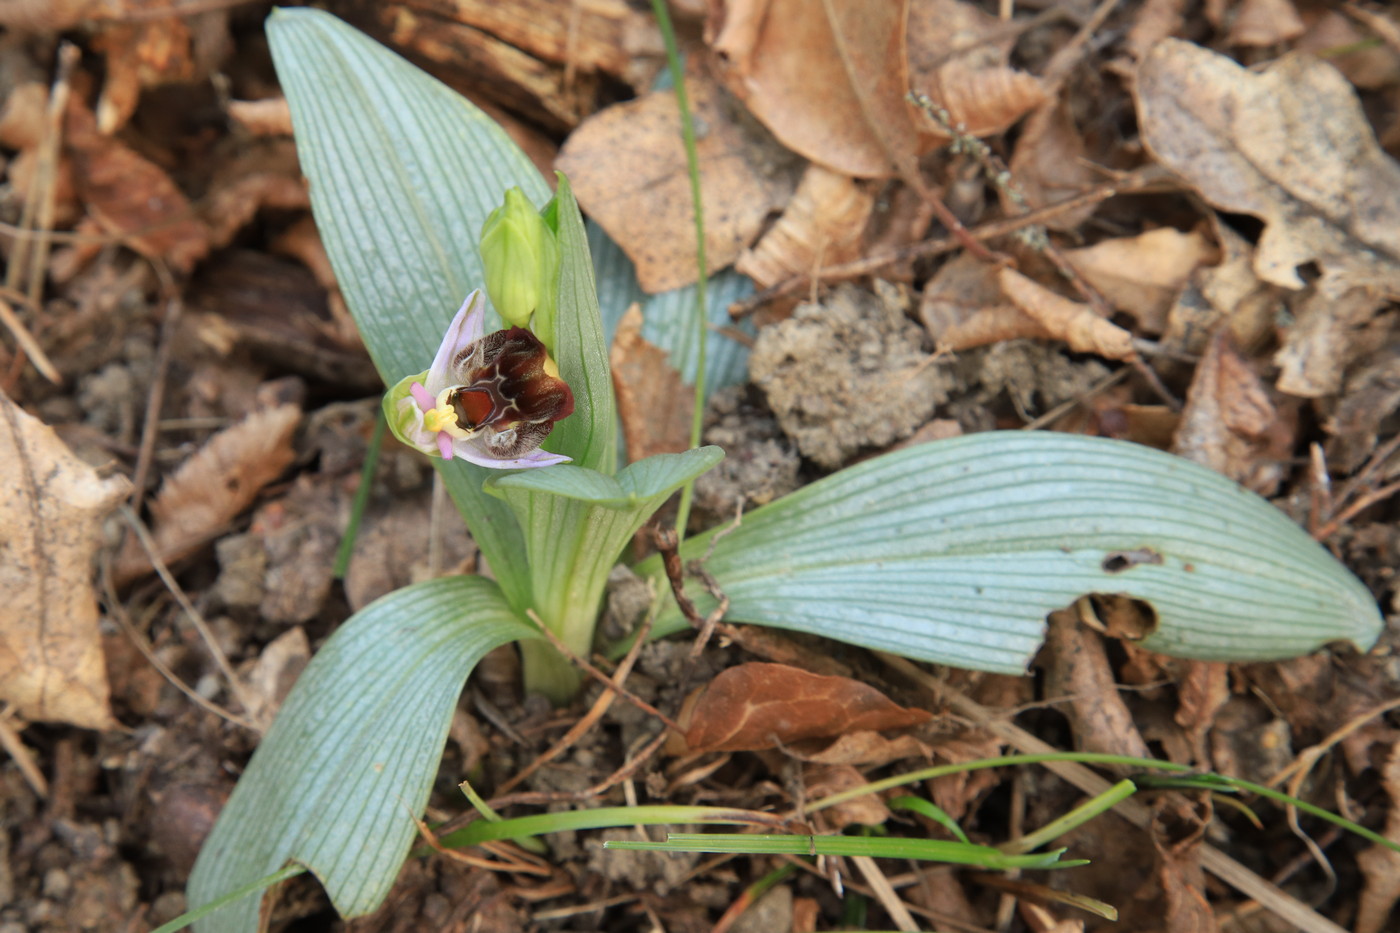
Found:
<box><xmin>997</xmin><ymin>267</ymin><xmax>1137</xmax><ymax>361</ymax></box>
<box><xmin>678</xmin><ymin>662</ymin><xmax>932</xmax><ymax>754</ymax></box>
<box><xmin>736</xmin><ymin>165</ymin><xmax>875</xmax><ymax>289</ymax></box>
<box><xmin>0</xmin><ymin>392</ymin><xmax>129</xmax><ymax>729</ymax></box>
<box><xmin>1136</xmin><ymin>40</ymin><xmax>1400</xmax><ymax>299</ymax></box>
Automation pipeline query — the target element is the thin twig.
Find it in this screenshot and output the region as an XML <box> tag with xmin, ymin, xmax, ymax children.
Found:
<box><xmin>101</xmin><ymin>562</ymin><xmax>260</xmax><ymax>732</ymax></box>
<box><xmin>128</xmin><ymin>264</ymin><xmax>182</xmax><ymax>509</ymax></box>
<box><xmin>117</xmin><ymin>505</ymin><xmax>262</xmax><ymax>724</ymax></box>
<box><xmin>729</xmin><ymin>166</ymin><xmax>1172</xmax><ymax>317</ymax></box>
<box><xmin>0</xmin><ymin>706</ymin><xmax>49</xmax><ymax>798</ymax></box>
<box><xmin>0</xmin><ymin>292</ymin><xmax>61</xmax><ymax>384</ymax></box>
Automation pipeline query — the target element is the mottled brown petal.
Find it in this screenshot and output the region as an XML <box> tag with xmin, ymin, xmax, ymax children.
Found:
<box><xmin>450</xmin><ymin>326</ymin><xmax>575</xmax><ymax>445</ymax></box>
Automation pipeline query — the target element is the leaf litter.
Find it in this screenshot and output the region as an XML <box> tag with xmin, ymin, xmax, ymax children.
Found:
<box><xmin>1</xmin><ymin>2</ymin><xmax>1399</xmax><ymax>931</ymax></box>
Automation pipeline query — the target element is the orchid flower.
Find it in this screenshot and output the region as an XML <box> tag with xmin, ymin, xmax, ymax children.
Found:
<box><xmin>386</xmin><ymin>291</ymin><xmax>574</xmax><ymax>468</ymax></box>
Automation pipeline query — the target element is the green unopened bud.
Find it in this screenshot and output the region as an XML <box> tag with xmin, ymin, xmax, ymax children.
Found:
<box><xmin>480</xmin><ymin>188</ymin><xmax>560</xmax><ymax>340</ymax></box>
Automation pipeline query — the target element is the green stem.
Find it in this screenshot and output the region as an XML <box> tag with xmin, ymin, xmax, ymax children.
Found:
<box><xmin>649</xmin><ymin>0</ymin><xmax>708</xmax><ymax>540</ymax></box>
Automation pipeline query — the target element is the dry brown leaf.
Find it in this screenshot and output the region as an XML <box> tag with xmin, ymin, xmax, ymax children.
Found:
<box><xmin>1172</xmin><ymin>330</ymin><xmax>1281</xmax><ymax>494</ymax></box>
<box><xmin>736</xmin><ymin>165</ymin><xmax>874</xmax><ymax>287</ymax></box>
<box><xmin>0</xmin><ymin>392</ymin><xmax>129</xmax><ymax>729</ymax></box>
<box><xmin>1355</xmin><ymin>743</ymin><xmax>1400</xmax><ymax>933</ymax></box>
<box><xmin>610</xmin><ymin>305</ymin><xmax>692</xmax><ymax>462</ymax></box>
<box><xmin>91</xmin><ymin>19</ymin><xmax>198</xmax><ymax>133</ymax></box>
<box><xmin>996</xmin><ymin>267</ymin><xmax>1136</xmax><ymax>361</ymax></box>
<box><xmin>679</xmin><ymin>662</ymin><xmax>932</xmax><ymax>754</ymax></box>
<box><xmin>376</xmin><ymin>0</ymin><xmax>663</xmax><ymax>88</ymax></box>
<box><xmin>1297</xmin><ymin>11</ymin><xmax>1400</xmax><ymax>90</ymax></box>
<box><xmin>1043</xmin><ymin>608</ymin><xmax>1152</xmax><ymax>759</ymax></box>
<box><xmin>557</xmin><ymin>62</ymin><xmax>796</xmax><ymax>292</ymax></box>
<box><xmin>243</xmin><ymin>626</ymin><xmax>309</xmax><ymax>725</ymax></box>
<box><xmin>919</xmin><ymin>60</ymin><xmax>1047</xmax><ymax>145</ymax></box>
<box><xmin>1325</xmin><ymin>350</ymin><xmax>1400</xmax><ymax>472</ymax></box>
<box><xmin>1064</xmin><ymin>228</ymin><xmax>1216</xmax><ymax>334</ymax></box>
<box><xmin>201</xmin><ymin>139</ymin><xmax>310</xmax><ymax>251</ymax></box>
<box><xmin>708</xmin><ymin>0</ymin><xmax>917</xmax><ymax>178</ymax></box>
<box><xmin>1275</xmin><ymin>287</ymin><xmax>1393</xmax><ymax>398</ymax></box>
<box><xmin>114</xmin><ymin>404</ymin><xmax>301</xmax><ymax>584</ymax></box>
<box><xmin>1136</xmin><ymin>40</ymin><xmax>1400</xmax><ymax>300</ymax></box>
<box><xmin>804</xmin><ymin>764</ymin><xmax>891</xmax><ymax>830</ymax></box>
<box><xmin>921</xmin><ymin>254</ymin><xmax>1037</xmax><ymax>350</ymax></box>
<box><xmin>64</xmin><ymin>100</ymin><xmax>210</xmax><ymax>274</ymax></box>
<box><xmin>1117</xmin><ymin>0</ymin><xmax>1187</xmax><ymax>67</ymax></box>
<box><xmin>1226</xmin><ymin>0</ymin><xmax>1304</xmax><ymax>48</ymax></box>
<box><xmin>0</xmin><ymin>0</ymin><xmax>100</xmax><ymax>30</ymax></box>
<box><xmin>226</xmin><ymin>97</ymin><xmax>294</xmax><ymax>136</ymax></box>
<box><xmin>789</xmin><ymin>730</ymin><xmax>932</xmax><ymax>768</ymax></box>
<box><xmin>1007</xmin><ymin>98</ymin><xmax>1101</xmax><ymax>232</ymax></box>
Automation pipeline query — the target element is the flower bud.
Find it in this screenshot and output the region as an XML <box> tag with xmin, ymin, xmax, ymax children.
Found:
<box><xmin>479</xmin><ymin>188</ymin><xmax>560</xmax><ymax>336</ymax></box>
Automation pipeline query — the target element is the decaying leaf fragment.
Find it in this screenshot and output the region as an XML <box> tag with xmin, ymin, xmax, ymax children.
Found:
<box><xmin>708</xmin><ymin>0</ymin><xmax>918</xmax><ymax>178</ymax></box>
<box><xmin>114</xmin><ymin>405</ymin><xmax>301</xmax><ymax>584</ymax></box>
<box><xmin>610</xmin><ymin>305</ymin><xmax>692</xmax><ymax>461</ymax></box>
<box><xmin>1172</xmin><ymin>331</ymin><xmax>1283</xmax><ymax>493</ymax></box>
<box><xmin>557</xmin><ymin>64</ymin><xmax>796</xmax><ymax>292</ymax></box>
<box><xmin>997</xmin><ymin>268</ymin><xmax>1137</xmax><ymax>361</ymax></box>
<box><xmin>677</xmin><ymin>662</ymin><xmax>931</xmax><ymax>754</ymax></box>
<box><xmin>1136</xmin><ymin>40</ymin><xmax>1400</xmax><ymax>394</ymax></box>
<box><xmin>0</xmin><ymin>393</ymin><xmax>129</xmax><ymax>729</ymax></box>
<box><xmin>1137</xmin><ymin>39</ymin><xmax>1400</xmax><ymax>294</ymax></box>
<box><xmin>1064</xmin><ymin>227</ymin><xmax>1216</xmax><ymax>334</ymax></box>
<box><xmin>735</xmin><ymin>165</ymin><xmax>874</xmax><ymax>288</ymax></box>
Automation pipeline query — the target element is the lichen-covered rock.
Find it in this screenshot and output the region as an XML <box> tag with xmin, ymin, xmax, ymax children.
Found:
<box><xmin>748</xmin><ymin>283</ymin><xmax>951</xmax><ymax>467</ymax></box>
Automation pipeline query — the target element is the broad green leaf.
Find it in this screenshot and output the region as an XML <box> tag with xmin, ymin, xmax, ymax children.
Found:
<box><xmin>544</xmin><ymin>176</ymin><xmax>616</xmax><ymax>473</ymax></box>
<box><xmin>589</xmin><ymin>221</ymin><xmax>756</xmax><ymax>396</ymax></box>
<box><xmin>485</xmin><ymin>447</ymin><xmax>723</xmax><ymax>676</ymax></box>
<box><xmin>268</xmin><ymin>8</ymin><xmax>548</xmax><ymax>608</ymax></box>
<box><xmin>640</xmin><ymin>432</ymin><xmax>1382</xmax><ymax>672</ymax></box>
<box><xmin>187</xmin><ymin>576</ymin><xmax>536</xmax><ymax>931</ymax></box>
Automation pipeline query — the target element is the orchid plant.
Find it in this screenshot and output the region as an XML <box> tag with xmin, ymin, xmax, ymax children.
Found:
<box><xmin>183</xmin><ymin>10</ymin><xmax>1385</xmax><ymax>932</ymax></box>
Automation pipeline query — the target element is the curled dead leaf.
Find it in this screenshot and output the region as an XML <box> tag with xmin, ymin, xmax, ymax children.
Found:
<box><xmin>1064</xmin><ymin>227</ymin><xmax>1216</xmax><ymax>334</ymax></box>
<box><xmin>736</xmin><ymin>165</ymin><xmax>874</xmax><ymax>288</ymax></box>
<box><xmin>708</xmin><ymin>0</ymin><xmax>918</xmax><ymax>178</ymax></box>
<box><xmin>678</xmin><ymin>662</ymin><xmax>932</xmax><ymax>754</ymax></box>
<box><xmin>918</xmin><ymin>61</ymin><xmax>1047</xmax><ymax>145</ymax></box>
<box><xmin>0</xmin><ymin>393</ymin><xmax>129</xmax><ymax>729</ymax></box>
<box><xmin>1173</xmin><ymin>330</ymin><xmax>1283</xmax><ymax>493</ymax></box>
<box><xmin>997</xmin><ymin>267</ymin><xmax>1137</xmax><ymax>361</ymax></box>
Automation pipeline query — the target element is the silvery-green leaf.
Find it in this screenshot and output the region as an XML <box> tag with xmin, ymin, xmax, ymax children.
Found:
<box><xmin>485</xmin><ymin>447</ymin><xmax>723</xmax><ymax>682</ymax></box>
<box><xmin>640</xmin><ymin>433</ymin><xmax>1382</xmax><ymax>672</ymax></box>
<box><xmin>545</xmin><ymin>177</ymin><xmax>616</xmax><ymax>473</ymax></box>
<box><xmin>186</xmin><ymin>576</ymin><xmax>536</xmax><ymax>930</ymax></box>
<box><xmin>269</xmin><ymin>8</ymin><xmax>545</xmax><ymax>607</ymax></box>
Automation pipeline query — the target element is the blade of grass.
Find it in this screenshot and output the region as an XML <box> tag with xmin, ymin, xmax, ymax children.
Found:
<box><xmin>1002</xmin><ymin>779</ymin><xmax>1137</xmax><ymax>854</ymax></box>
<box><xmin>150</xmin><ymin>866</ymin><xmax>305</xmax><ymax>933</ymax></box>
<box><xmin>648</xmin><ymin>0</ymin><xmax>708</xmax><ymax>538</ymax></box>
<box><xmin>437</xmin><ymin>804</ymin><xmax>781</xmax><ymax>848</ymax></box>
<box><xmin>606</xmin><ymin>833</ymin><xmax>1084</xmax><ymax>870</ymax></box>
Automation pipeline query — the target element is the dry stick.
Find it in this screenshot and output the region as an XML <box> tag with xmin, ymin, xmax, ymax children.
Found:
<box><xmin>0</xmin><ymin>292</ymin><xmax>61</xmax><ymax>384</ymax></box>
<box><xmin>127</xmin><ymin>263</ymin><xmax>182</xmax><ymax>509</ymax></box>
<box><xmin>1319</xmin><ymin>431</ymin><xmax>1400</xmax><ymax>536</ymax></box>
<box><xmin>879</xmin><ymin>653</ymin><xmax>1351</xmax><ymax>933</ymax></box>
<box><xmin>101</xmin><ymin>562</ymin><xmax>260</xmax><ymax>732</ymax></box>
<box><xmin>25</xmin><ymin>44</ymin><xmax>80</xmax><ymax>309</ymax></box>
<box><xmin>5</xmin><ymin>43</ymin><xmax>73</xmax><ymax>295</ymax></box>
<box><xmin>118</xmin><ymin>505</ymin><xmax>264</xmax><ymax>725</ymax></box>
<box><xmin>652</xmin><ymin>526</ymin><xmax>737</xmax><ymax>659</ymax></box>
<box><xmin>408</xmin><ymin>811</ymin><xmax>553</xmax><ymax>876</ymax></box>
<box><xmin>729</xmin><ymin>166</ymin><xmax>1170</xmax><ymax>318</ymax></box>
<box><xmin>0</xmin><ymin>706</ymin><xmax>49</xmax><ymax>798</ymax></box>
<box><xmin>1312</xmin><ymin>478</ymin><xmax>1400</xmax><ymax>543</ymax></box>
<box><xmin>852</xmin><ymin>855</ymin><xmax>922</xmax><ymax>932</ymax></box>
